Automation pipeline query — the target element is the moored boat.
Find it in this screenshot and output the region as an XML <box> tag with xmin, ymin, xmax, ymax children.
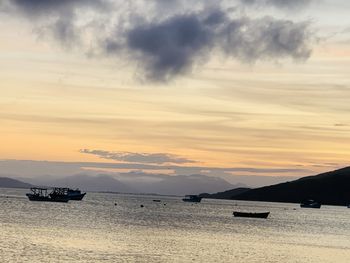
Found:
<box><xmin>233</xmin><ymin>211</ymin><xmax>270</xmax><ymax>219</ymax></box>
<box><xmin>26</xmin><ymin>187</ymin><xmax>70</xmax><ymax>202</ymax></box>
<box><xmin>182</xmin><ymin>195</ymin><xmax>202</xmax><ymax>203</ymax></box>
<box><xmin>300</xmin><ymin>199</ymin><xmax>321</xmax><ymax>208</ymax></box>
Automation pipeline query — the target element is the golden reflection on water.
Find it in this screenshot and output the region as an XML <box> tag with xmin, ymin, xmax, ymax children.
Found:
<box><xmin>1</xmin><ymin>189</ymin><xmax>350</xmax><ymax>262</ymax></box>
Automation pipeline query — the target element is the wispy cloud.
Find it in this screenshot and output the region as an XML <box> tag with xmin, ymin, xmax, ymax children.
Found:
<box><xmin>240</xmin><ymin>0</ymin><xmax>313</xmax><ymax>9</ymax></box>
<box><xmin>79</xmin><ymin>149</ymin><xmax>196</xmax><ymax>165</ymax></box>
<box><xmin>0</xmin><ymin>159</ymin><xmax>310</xmax><ymax>178</ymax></box>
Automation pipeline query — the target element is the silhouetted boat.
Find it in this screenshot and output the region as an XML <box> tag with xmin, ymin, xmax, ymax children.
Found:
<box><xmin>182</xmin><ymin>195</ymin><xmax>202</xmax><ymax>203</ymax></box>
<box><xmin>233</xmin><ymin>211</ymin><xmax>270</xmax><ymax>219</ymax></box>
<box><xmin>153</xmin><ymin>199</ymin><xmax>161</xmax><ymax>202</ymax></box>
<box><xmin>26</xmin><ymin>187</ymin><xmax>70</xmax><ymax>202</ymax></box>
<box><xmin>67</xmin><ymin>188</ymin><xmax>86</xmax><ymax>200</ymax></box>
<box><xmin>300</xmin><ymin>199</ymin><xmax>321</xmax><ymax>208</ymax></box>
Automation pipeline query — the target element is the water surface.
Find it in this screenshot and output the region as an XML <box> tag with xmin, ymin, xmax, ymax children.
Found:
<box><xmin>1</xmin><ymin>188</ymin><xmax>350</xmax><ymax>262</ymax></box>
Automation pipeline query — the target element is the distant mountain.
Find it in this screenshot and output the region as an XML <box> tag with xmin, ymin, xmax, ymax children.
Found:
<box><xmin>199</xmin><ymin>187</ymin><xmax>251</xmax><ymax>199</ymax></box>
<box><xmin>143</xmin><ymin>174</ymin><xmax>235</xmax><ymax>196</ymax></box>
<box><xmin>0</xmin><ymin>177</ymin><xmax>32</xmax><ymax>189</ymax></box>
<box><xmin>233</xmin><ymin>167</ymin><xmax>350</xmax><ymax>206</ymax></box>
<box><xmin>47</xmin><ymin>174</ymin><xmax>134</xmax><ymax>193</ymax></box>
<box><xmin>27</xmin><ymin>173</ymin><xmax>235</xmax><ymax>196</ymax></box>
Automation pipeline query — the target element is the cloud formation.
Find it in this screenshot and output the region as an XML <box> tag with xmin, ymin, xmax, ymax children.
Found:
<box><xmin>80</xmin><ymin>149</ymin><xmax>196</xmax><ymax>165</ymax></box>
<box><xmin>240</xmin><ymin>0</ymin><xmax>313</xmax><ymax>9</ymax></box>
<box><xmin>2</xmin><ymin>0</ymin><xmax>314</xmax><ymax>81</ymax></box>
<box><xmin>9</xmin><ymin>0</ymin><xmax>108</xmax><ymax>15</ymax></box>
<box><xmin>106</xmin><ymin>10</ymin><xmax>311</xmax><ymax>81</ymax></box>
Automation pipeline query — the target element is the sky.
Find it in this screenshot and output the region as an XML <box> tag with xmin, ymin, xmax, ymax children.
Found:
<box><xmin>0</xmin><ymin>0</ymin><xmax>350</xmax><ymax>186</ymax></box>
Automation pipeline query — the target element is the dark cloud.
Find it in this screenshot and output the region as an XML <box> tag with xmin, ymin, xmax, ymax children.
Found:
<box><xmin>104</xmin><ymin>9</ymin><xmax>312</xmax><ymax>81</ymax></box>
<box><xmin>80</xmin><ymin>149</ymin><xmax>196</xmax><ymax>165</ymax></box>
<box><xmin>123</xmin><ymin>13</ymin><xmax>215</xmax><ymax>81</ymax></box>
<box><xmin>2</xmin><ymin>0</ymin><xmax>314</xmax><ymax>82</ymax></box>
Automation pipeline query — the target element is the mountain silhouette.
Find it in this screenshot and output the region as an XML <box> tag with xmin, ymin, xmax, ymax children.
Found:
<box><xmin>231</xmin><ymin>167</ymin><xmax>350</xmax><ymax>205</ymax></box>
<box><xmin>0</xmin><ymin>177</ymin><xmax>33</xmax><ymax>189</ymax></box>
<box><xmin>199</xmin><ymin>187</ymin><xmax>250</xmax><ymax>199</ymax></box>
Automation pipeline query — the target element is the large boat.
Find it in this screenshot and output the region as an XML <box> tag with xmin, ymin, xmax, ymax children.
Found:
<box><xmin>67</xmin><ymin>188</ymin><xmax>86</xmax><ymax>201</ymax></box>
<box><xmin>26</xmin><ymin>187</ymin><xmax>70</xmax><ymax>202</ymax></box>
<box><xmin>182</xmin><ymin>195</ymin><xmax>202</xmax><ymax>203</ymax></box>
<box><xmin>300</xmin><ymin>199</ymin><xmax>321</xmax><ymax>208</ymax></box>
<box><xmin>233</xmin><ymin>211</ymin><xmax>270</xmax><ymax>219</ymax></box>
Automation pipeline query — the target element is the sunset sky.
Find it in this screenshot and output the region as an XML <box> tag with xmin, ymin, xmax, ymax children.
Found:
<box><xmin>0</xmin><ymin>0</ymin><xmax>350</xmax><ymax>185</ymax></box>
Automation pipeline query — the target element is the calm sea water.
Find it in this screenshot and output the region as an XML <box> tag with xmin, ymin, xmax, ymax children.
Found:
<box><xmin>0</xmin><ymin>188</ymin><xmax>350</xmax><ymax>262</ymax></box>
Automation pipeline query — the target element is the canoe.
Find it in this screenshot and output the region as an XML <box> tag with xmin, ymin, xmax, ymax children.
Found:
<box><xmin>233</xmin><ymin>211</ymin><xmax>270</xmax><ymax>219</ymax></box>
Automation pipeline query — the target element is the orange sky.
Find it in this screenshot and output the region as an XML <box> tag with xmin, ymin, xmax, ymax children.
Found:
<box><xmin>1</xmin><ymin>0</ymin><xmax>350</xmax><ymax>180</ymax></box>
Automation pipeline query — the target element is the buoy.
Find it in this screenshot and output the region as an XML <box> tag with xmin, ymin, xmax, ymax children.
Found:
<box><xmin>140</xmin><ymin>205</ymin><xmax>144</xmax><ymax>208</ymax></box>
<box><xmin>114</xmin><ymin>203</ymin><xmax>117</xmax><ymax>206</ymax></box>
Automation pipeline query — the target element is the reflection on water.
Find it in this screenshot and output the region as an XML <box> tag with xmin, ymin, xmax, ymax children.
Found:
<box><xmin>0</xmin><ymin>188</ymin><xmax>350</xmax><ymax>262</ymax></box>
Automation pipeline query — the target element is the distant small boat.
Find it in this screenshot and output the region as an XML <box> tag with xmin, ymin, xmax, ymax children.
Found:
<box><xmin>153</xmin><ymin>199</ymin><xmax>161</xmax><ymax>202</ymax></box>
<box><xmin>182</xmin><ymin>195</ymin><xmax>202</xmax><ymax>203</ymax></box>
<box><xmin>67</xmin><ymin>188</ymin><xmax>86</xmax><ymax>201</ymax></box>
<box><xmin>300</xmin><ymin>199</ymin><xmax>321</xmax><ymax>208</ymax></box>
<box><xmin>233</xmin><ymin>211</ymin><xmax>270</xmax><ymax>219</ymax></box>
<box><xmin>26</xmin><ymin>187</ymin><xmax>70</xmax><ymax>202</ymax></box>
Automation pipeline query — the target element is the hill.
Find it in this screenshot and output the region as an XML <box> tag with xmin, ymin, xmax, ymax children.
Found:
<box><xmin>46</xmin><ymin>174</ymin><xmax>134</xmax><ymax>193</ymax></box>
<box><xmin>199</xmin><ymin>187</ymin><xmax>251</xmax><ymax>199</ymax></box>
<box><xmin>0</xmin><ymin>177</ymin><xmax>32</xmax><ymax>189</ymax></box>
<box><xmin>233</xmin><ymin>167</ymin><xmax>350</xmax><ymax>206</ymax></box>
<box><xmin>28</xmin><ymin>173</ymin><xmax>235</xmax><ymax>196</ymax></box>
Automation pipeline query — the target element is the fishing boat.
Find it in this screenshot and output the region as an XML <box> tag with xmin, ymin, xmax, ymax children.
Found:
<box><xmin>233</xmin><ymin>211</ymin><xmax>270</xmax><ymax>219</ymax></box>
<box><xmin>182</xmin><ymin>195</ymin><xmax>202</xmax><ymax>203</ymax></box>
<box><xmin>67</xmin><ymin>188</ymin><xmax>86</xmax><ymax>200</ymax></box>
<box><xmin>26</xmin><ymin>187</ymin><xmax>70</xmax><ymax>202</ymax></box>
<box><xmin>300</xmin><ymin>199</ymin><xmax>321</xmax><ymax>208</ymax></box>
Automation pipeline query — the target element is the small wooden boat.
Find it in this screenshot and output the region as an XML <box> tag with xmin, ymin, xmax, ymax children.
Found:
<box><xmin>233</xmin><ymin>211</ymin><xmax>270</xmax><ymax>219</ymax></box>
<box><xmin>300</xmin><ymin>199</ymin><xmax>321</xmax><ymax>208</ymax></box>
<box><xmin>182</xmin><ymin>195</ymin><xmax>202</xmax><ymax>203</ymax></box>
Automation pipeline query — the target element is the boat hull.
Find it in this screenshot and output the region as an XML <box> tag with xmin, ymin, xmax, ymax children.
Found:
<box><xmin>182</xmin><ymin>198</ymin><xmax>202</xmax><ymax>203</ymax></box>
<box><xmin>68</xmin><ymin>193</ymin><xmax>86</xmax><ymax>201</ymax></box>
<box><xmin>300</xmin><ymin>204</ymin><xmax>321</xmax><ymax>208</ymax></box>
<box><xmin>26</xmin><ymin>194</ymin><xmax>69</xmax><ymax>203</ymax></box>
<box><xmin>233</xmin><ymin>211</ymin><xmax>270</xmax><ymax>219</ymax></box>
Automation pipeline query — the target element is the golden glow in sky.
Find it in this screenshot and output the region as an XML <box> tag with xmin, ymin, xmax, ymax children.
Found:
<box><xmin>0</xmin><ymin>0</ymin><xmax>350</xmax><ymax>183</ymax></box>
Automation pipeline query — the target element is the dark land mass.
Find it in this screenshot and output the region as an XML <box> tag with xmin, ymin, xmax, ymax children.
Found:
<box><xmin>225</xmin><ymin>167</ymin><xmax>350</xmax><ymax>206</ymax></box>
<box><xmin>199</xmin><ymin>187</ymin><xmax>251</xmax><ymax>199</ymax></box>
<box><xmin>0</xmin><ymin>177</ymin><xmax>33</xmax><ymax>189</ymax></box>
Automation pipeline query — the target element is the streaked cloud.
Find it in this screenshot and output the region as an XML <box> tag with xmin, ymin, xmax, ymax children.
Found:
<box><xmin>79</xmin><ymin>149</ymin><xmax>196</xmax><ymax>165</ymax></box>
<box><xmin>0</xmin><ymin>159</ymin><xmax>309</xmax><ymax>177</ymax></box>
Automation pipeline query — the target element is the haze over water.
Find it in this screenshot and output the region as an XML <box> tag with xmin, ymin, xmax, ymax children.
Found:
<box><xmin>1</xmin><ymin>188</ymin><xmax>349</xmax><ymax>262</ymax></box>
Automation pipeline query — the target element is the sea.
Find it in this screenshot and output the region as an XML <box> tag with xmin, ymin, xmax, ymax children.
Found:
<box><xmin>1</xmin><ymin>188</ymin><xmax>350</xmax><ymax>263</ymax></box>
